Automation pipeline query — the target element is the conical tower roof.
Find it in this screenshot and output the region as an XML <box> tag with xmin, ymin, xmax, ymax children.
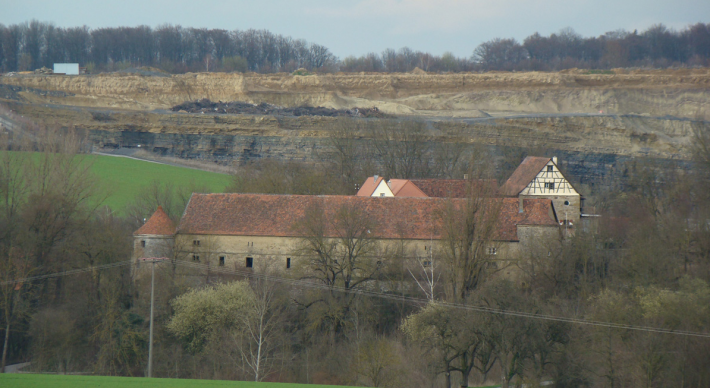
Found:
<box><xmin>134</xmin><ymin>206</ymin><xmax>176</xmax><ymax>236</ymax></box>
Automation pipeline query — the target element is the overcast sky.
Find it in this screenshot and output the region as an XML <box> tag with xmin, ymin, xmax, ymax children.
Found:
<box><xmin>2</xmin><ymin>0</ymin><xmax>709</xmax><ymax>58</ymax></box>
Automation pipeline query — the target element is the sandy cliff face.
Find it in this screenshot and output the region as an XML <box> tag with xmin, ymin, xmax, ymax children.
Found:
<box><xmin>2</xmin><ymin>69</ymin><xmax>709</xmax><ymax>118</ymax></box>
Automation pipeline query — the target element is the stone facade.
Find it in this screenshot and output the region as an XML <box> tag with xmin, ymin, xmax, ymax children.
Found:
<box><xmin>171</xmin><ymin>234</ymin><xmax>522</xmax><ymax>274</ymax></box>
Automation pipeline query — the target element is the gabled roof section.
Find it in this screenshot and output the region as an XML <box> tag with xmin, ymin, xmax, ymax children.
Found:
<box><xmin>500</xmin><ymin>157</ymin><xmax>552</xmax><ymax>197</ymax></box>
<box><xmin>388</xmin><ymin>179</ymin><xmax>428</xmax><ymax>197</ymax></box>
<box><xmin>177</xmin><ymin>194</ymin><xmax>558</xmax><ymax>242</ymax></box>
<box><xmin>356</xmin><ymin>176</ymin><xmax>385</xmax><ymax>196</ymax></box>
<box><xmin>134</xmin><ymin>206</ymin><xmax>176</xmax><ymax>236</ymax></box>
<box><xmin>410</xmin><ymin>179</ymin><xmax>498</xmax><ymax>198</ymax></box>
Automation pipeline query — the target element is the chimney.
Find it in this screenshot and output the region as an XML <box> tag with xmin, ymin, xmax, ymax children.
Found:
<box><xmin>373</xmin><ymin>175</ymin><xmax>379</xmax><ymax>183</ymax></box>
<box><xmin>552</xmin><ymin>156</ymin><xmax>558</xmax><ymax>165</ymax></box>
<box><xmin>519</xmin><ymin>197</ymin><xmax>524</xmax><ymax>213</ymax></box>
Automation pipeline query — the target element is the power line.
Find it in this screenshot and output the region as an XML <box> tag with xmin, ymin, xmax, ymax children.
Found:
<box><xmin>0</xmin><ymin>260</ymin><xmax>133</xmax><ymax>286</ymax></box>
<box><xmin>173</xmin><ymin>260</ymin><xmax>710</xmax><ymax>339</ymax></box>
<box><xmin>4</xmin><ymin>259</ymin><xmax>710</xmax><ymax>339</ymax></box>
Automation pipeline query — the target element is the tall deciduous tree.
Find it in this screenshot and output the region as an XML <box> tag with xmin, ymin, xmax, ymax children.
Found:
<box><xmin>294</xmin><ymin>201</ymin><xmax>382</xmax><ymax>339</ymax></box>
<box><xmin>438</xmin><ymin>180</ymin><xmax>502</xmax><ymax>301</ymax></box>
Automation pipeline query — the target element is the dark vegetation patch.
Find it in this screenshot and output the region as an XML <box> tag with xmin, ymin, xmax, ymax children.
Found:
<box><xmin>171</xmin><ymin>99</ymin><xmax>390</xmax><ymax>118</ymax></box>
<box><xmin>91</xmin><ymin>112</ymin><xmax>115</xmax><ymax>122</ymax></box>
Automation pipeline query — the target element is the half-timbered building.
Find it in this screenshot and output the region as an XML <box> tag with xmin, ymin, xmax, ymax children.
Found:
<box><xmin>500</xmin><ymin>156</ymin><xmax>580</xmax><ymax>224</ymax></box>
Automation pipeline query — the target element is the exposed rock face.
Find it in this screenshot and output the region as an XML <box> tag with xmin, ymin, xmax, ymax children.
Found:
<box><xmin>0</xmin><ymin>69</ymin><xmax>707</xmax><ymax>190</ymax></box>
<box><xmin>1</xmin><ymin>69</ymin><xmax>709</xmax><ymax>118</ymax></box>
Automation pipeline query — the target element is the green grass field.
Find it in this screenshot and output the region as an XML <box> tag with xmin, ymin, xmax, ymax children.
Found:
<box><xmin>0</xmin><ymin>374</ymin><xmax>343</xmax><ymax>388</ymax></box>
<box><xmin>2</xmin><ymin>152</ymin><xmax>232</xmax><ymax>214</ymax></box>
<box><xmin>88</xmin><ymin>155</ymin><xmax>231</xmax><ymax>212</ymax></box>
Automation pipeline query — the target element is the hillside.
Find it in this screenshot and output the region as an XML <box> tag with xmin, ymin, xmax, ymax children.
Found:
<box><xmin>1</xmin><ymin>69</ymin><xmax>709</xmax><ymax>118</ymax></box>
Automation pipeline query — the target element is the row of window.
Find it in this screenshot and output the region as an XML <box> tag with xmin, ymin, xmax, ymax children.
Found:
<box><xmin>190</xmin><ymin>254</ymin><xmax>292</xmax><ymax>269</ymax></box>
<box><xmin>193</xmin><ymin>240</ymin><xmax>256</xmax><ymax>247</ymax></box>
<box><xmin>146</xmin><ymin>241</ymin><xmax>497</xmax><ymax>259</ymax></box>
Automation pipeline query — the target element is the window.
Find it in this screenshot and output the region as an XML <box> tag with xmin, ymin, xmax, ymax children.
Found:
<box><xmin>564</xmin><ymin>200</ymin><xmax>570</xmax><ymax>206</ymax></box>
<box><xmin>286</xmin><ymin>258</ymin><xmax>291</xmax><ymax>269</ymax></box>
<box><xmin>547</xmin><ymin>165</ymin><xmax>553</xmax><ymax>172</ymax></box>
<box><xmin>380</xmin><ymin>193</ymin><xmax>385</xmax><ymax>197</ymax></box>
<box><xmin>141</xmin><ymin>240</ymin><xmax>146</xmax><ymax>247</ymax></box>
<box><xmin>544</xmin><ymin>182</ymin><xmax>555</xmax><ymax>190</ymax></box>
<box><xmin>246</xmin><ymin>257</ymin><xmax>253</xmax><ymax>268</ymax></box>
<box><xmin>192</xmin><ymin>254</ymin><xmax>200</xmax><ymax>262</ymax></box>
<box><xmin>219</xmin><ymin>256</ymin><xmax>225</xmax><ymax>266</ymax></box>
<box><xmin>193</xmin><ymin>240</ymin><xmax>200</xmax><ymax>246</ymax></box>
<box><xmin>487</xmin><ymin>247</ymin><xmax>497</xmax><ymax>255</ymax></box>
<box><xmin>422</xmin><ymin>260</ymin><xmax>432</xmax><ymax>267</ymax></box>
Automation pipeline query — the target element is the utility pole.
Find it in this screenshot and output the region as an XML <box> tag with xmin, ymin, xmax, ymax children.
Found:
<box><xmin>140</xmin><ymin>257</ymin><xmax>169</xmax><ymax>378</ymax></box>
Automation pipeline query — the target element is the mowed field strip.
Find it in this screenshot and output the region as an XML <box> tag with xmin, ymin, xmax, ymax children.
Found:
<box><xmin>0</xmin><ymin>374</ymin><xmax>344</xmax><ymax>388</ymax></box>
<box><xmin>88</xmin><ymin>154</ymin><xmax>231</xmax><ymax>212</ymax></box>
<box><xmin>3</xmin><ymin>152</ymin><xmax>232</xmax><ymax>213</ymax></box>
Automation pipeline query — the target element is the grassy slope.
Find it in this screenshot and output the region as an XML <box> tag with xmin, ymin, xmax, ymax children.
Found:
<box><xmin>0</xmin><ymin>374</ymin><xmax>343</xmax><ymax>388</ymax></box>
<box><xmin>1</xmin><ymin>152</ymin><xmax>231</xmax><ymax>213</ymax></box>
<box><xmin>89</xmin><ymin>155</ymin><xmax>231</xmax><ymax>212</ymax></box>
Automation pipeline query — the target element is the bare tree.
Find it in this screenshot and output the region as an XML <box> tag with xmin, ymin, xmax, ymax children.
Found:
<box><xmin>233</xmin><ymin>263</ymin><xmax>285</xmax><ymax>381</ymax></box>
<box><xmin>293</xmin><ymin>201</ymin><xmax>382</xmax><ymax>339</ymax></box>
<box><xmin>368</xmin><ymin>120</ymin><xmax>433</xmax><ymax>179</ymax></box>
<box><xmin>402</xmin><ymin>302</ymin><xmax>484</xmax><ymax>388</ymax></box>
<box><xmin>438</xmin><ymin>180</ymin><xmax>503</xmax><ymax>301</ymax></box>
<box><xmin>0</xmin><ymin>253</ymin><xmax>32</xmax><ymax>372</ymax></box>
<box><xmin>408</xmin><ymin>245</ymin><xmax>440</xmax><ymax>301</ymax></box>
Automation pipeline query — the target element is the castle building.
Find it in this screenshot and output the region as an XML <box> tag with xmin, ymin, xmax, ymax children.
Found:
<box><xmin>134</xmin><ymin>194</ymin><xmax>560</xmax><ymax>272</ymax></box>
<box><xmin>133</xmin><ymin>156</ymin><xmax>578</xmax><ymax>272</ymax></box>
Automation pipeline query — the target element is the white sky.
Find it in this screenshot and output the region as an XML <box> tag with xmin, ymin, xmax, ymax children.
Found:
<box><xmin>2</xmin><ymin>0</ymin><xmax>709</xmax><ymax>58</ymax></box>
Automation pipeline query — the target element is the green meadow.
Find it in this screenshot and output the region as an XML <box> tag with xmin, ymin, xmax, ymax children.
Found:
<box><xmin>3</xmin><ymin>152</ymin><xmax>231</xmax><ymax>214</ymax></box>
<box><xmin>87</xmin><ymin>155</ymin><xmax>231</xmax><ymax>212</ymax></box>
<box><xmin>0</xmin><ymin>374</ymin><xmax>344</xmax><ymax>388</ymax></box>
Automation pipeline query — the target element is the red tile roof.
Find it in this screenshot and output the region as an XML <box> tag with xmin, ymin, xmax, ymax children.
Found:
<box><xmin>134</xmin><ymin>206</ymin><xmax>177</xmax><ymax>236</ymax></box>
<box><xmin>356</xmin><ymin>176</ymin><xmax>385</xmax><ymax>196</ymax></box>
<box><xmin>499</xmin><ymin>157</ymin><xmax>551</xmax><ymax>197</ymax></box>
<box><xmin>388</xmin><ymin>179</ymin><xmax>428</xmax><ymax>197</ymax></box>
<box><xmin>410</xmin><ymin>179</ymin><xmax>498</xmax><ymax>198</ymax></box>
<box><xmin>177</xmin><ymin>194</ymin><xmax>558</xmax><ymax>242</ymax></box>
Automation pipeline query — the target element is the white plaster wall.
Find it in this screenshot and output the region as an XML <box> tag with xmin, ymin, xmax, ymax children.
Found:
<box><xmin>371</xmin><ymin>180</ymin><xmax>394</xmax><ymax>197</ymax></box>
